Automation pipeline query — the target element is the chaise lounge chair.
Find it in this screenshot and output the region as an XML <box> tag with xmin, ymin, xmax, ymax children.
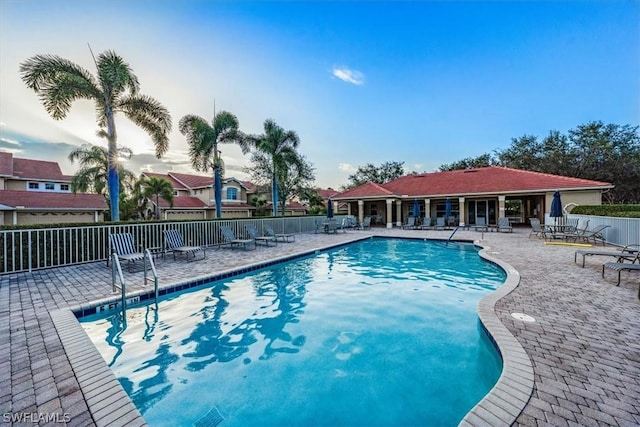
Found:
<box><xmin>163</xmin><ymin>229</ymin><xmax>206</xmax><ymax>261</ymax></box>
<box><xmin>219</xmin><ymin>225</ymin><xmax>256</xmax><ymax>250</ymax></box>
<box><xmin>528</xmin><ymin>218</ymin><xmax>547</xmax><ymax>239</ymax></box>
<box><xmin>497</xmin><ymin>217</ymin><xmax>513</xmax><ymax>233</ymax></box>
<box><xmin>471</xmin><ymin>217</ymin><xmax>488</xmax><ymax>232</ymax></box>
<box><xmin>109</xmin><ymin>232</ymin><xmax>145</xmax><ymax>272</ymax></box>
<box><xmin>358</xmin><ymin>216</ymin><xmax>371</xmax><ymax>230</ymax></box>
<box><xmin>264</xmin><ymin>224</ymin><xmax>295</xmax><ymax>242</ymax></box>
<box><xmin>601</xmin><ymin>250</ymin><xmax>640</xmax><ymax>298</ymax></box>
<box><xmin>402</xmin><ymin>216</ymin><xmax>417</xmax><ymax>230</ymax></box>
<box><xmin>245</xmin><ymin>224</ymin><xmax>277</xmax><ymax>246</ymax></box>
<box><xmin>433</xmin><ymin>217</ymin><xmax>446</xmax><ymax>230</ymax></box>
<box><xmin>564</xmin><ymin>224</ymin><xmax>610</xmax><ymax>246</ymax></box>
<box><xmin>575</xmin><ymin>244</ymin><xmax>639</xmax><ymax>268</ymax></box>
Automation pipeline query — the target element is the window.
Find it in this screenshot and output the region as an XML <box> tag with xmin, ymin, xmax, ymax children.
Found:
<box><xmin>226</xmin><ymin>187</ymin><xmax>238</xmax><ymax>200</ymax></box>
<box><xmin>28</xmin><ymin>182</ymin><xmax>39</xmax><ymax>190</ymax></box>
<box><xmin>173</xmin><ymin>191</ymin><xmax>179</xmax><ymax>196</ymax></box>
<box><xmin>45</xmin><ymin>183</ymin><xmax>55</xmax><ymax>190</ymax></box>
<box><xmin>60</xmin><ymin>184</ymin><xmax>70</xmax><ymax>191</ymax></box>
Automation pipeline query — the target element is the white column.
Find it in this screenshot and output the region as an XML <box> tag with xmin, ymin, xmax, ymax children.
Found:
<box><xmin>386</xmin><ymin>199</ymin><xmax>393</xmax><ymax>228</ymax></box>
<box><xmin>458</xmin><ymin>197</ymin><xmax>465</xmax><ymax>226</ymax></box>
<box><xmin>395</xmin><ymin>200</ymin><xmax>402</xmax><ymax>227</ymax></box>
<box><xmin>358</xmin><ymin>200</ymin><xmax>364</xmax><ymax>224</ymax></box>
<box><xmin>498</xmin><ymin>195</ymin><xmax>506</xmax><ymax>220</ymax></box>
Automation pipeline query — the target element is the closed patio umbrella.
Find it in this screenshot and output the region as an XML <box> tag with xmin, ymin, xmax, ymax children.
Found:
<box><xmin>550</xmin><ymin>191</ymin><xmax>563</xmax><ymax>228</ymax></box>
<box><xmin>412</xmin><ymin>199</ymin><xmax>420</xmax><ymax>218</ymax></box>
<box><xmin>327</xmin><ymin>198</ymin><xmax>334</xmax><ymax>219</ymax></box>
<box><xmin>445</xmin><ymin>198</ymin><xmax>452</xmax><ymax>224</ymax></box>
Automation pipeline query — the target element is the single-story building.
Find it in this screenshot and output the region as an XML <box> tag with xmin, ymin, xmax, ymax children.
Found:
<box><xmin>331</xmin><ymin>166</ymin><xmax>614</xmax><ymax>228</ymax></box>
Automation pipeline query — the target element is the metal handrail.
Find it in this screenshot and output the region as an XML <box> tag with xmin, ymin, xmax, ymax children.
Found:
<box><xmin>110</xmin><ymin>253</ymin><xmax>126</xmax><ymax>316</ymax></box>
<box><xmin>143</xmin><ymin>249</ymin><xmax>159</xmax><ymax>303</ymax></box>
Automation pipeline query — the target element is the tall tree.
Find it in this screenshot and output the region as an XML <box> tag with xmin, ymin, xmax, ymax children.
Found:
<box><xmin>67</xmin><ymin>143</ymin><xmax>136</xmax><ymax>199</ymax></box>
<box><xmin>142</xmin><ymin>176</ymin><xmax>174</xmax><ymax>220</ymax></box>
<box><xmin>344</xmin><ymin>161</ymin><xmax>405</xmax><ymax>189</ymax></box>
<box><xmin>20</xmin><ymin>50</ymin><xmax>172</xmax><ymax>221</ymax></box>
<box><xmin>439</xmin><ymin>154</ymin><xmax>495</xmax><ymax>171</ymax></box>
<box><xmin>179</xmin><ymin>110</ymin><xmax>248</xmax><ymax>218</ymax></box>
<box><xmin>246</xmin><ymin>119</ymin><xmax>300</xmax><ymax>216</ymax></box>
<box><xmin>245</xmin><ymin>151</ymin><xmax>315</xmax><ymax>215</ymax></box>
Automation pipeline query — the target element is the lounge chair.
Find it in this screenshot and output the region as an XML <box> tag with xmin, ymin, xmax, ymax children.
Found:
<box><xmin>325</xmin><ymin>219</ymin><xmax>339</xmax><ymax>234</ymax></box>
<box><xmin>402</xmin><ymin>216</ymin><xmax>416</xmax><ymax>229</ymax></box>
<box><xmin>420</xmin><ymin>217</ymin><xmax>434</xmax><ymax>230</ymax></box>
<box><xmin>264</xmin><ymin>225</ymin><xmax>295</xmax><ymax>242</ymax></box>
<box><xmin>497</xmin><ymin>217</ymin><xmax>513</xmax><ymax>233</ymax></box>
<box><xmin>163</xmin><ymin>229</ymin><xmax>206</xmax><ymax>261</ymax></box>
<box><xmin>528</xmin><ymin>218</ymin><xmax>547</xmax><ymax>239</ymax></box>
<box><xmin>219</xmin><ymin>225</ymin><xmax>256</xmax><ymax>250</ymax></box>
<box><xmin>245</xmin><ymin>224</ymin><xmax>277</xmax><ymax>246</ymax></box>
<box><xmin>601</xmin><ymin>251</ymin><xmax>640</xmax><ymax>297</ymax></box>
<box><xmin>575</xmin><ymin>244</ymin><xmax>639</xmax><ymax>268</ymax></box>
<box><xmin>109</xmin><ymin>232</ymin><xmax>145</xmax><ymax>272</ymax></box>
<box><xmin>433</xmin><ymin>217</ymin><xmax>446</xmax><ymax>230</ymax></box>
<box><xmin>471</xmin><ymin>217</ymin><xmax>488</xmax><ymax>232</ymax></box>
<box><xmin>564</xmin><ymin>224</ymin><xmax>610</xmax><ymax>246</ymax></box>
<box><xmin>358</xmin><ymin>216</ymin><xmax>371</xmax><ymax>230</ymax></box>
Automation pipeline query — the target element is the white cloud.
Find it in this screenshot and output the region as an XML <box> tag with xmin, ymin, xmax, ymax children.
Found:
<box><xmin>332</xmin><ymin>66</ymin><xmax>365</xmax><ymax>85</ymax></box>
<box><xmin>338</xmin><ymin>162</ymin><xmax>357</xmax><ymax>172</ymax></box>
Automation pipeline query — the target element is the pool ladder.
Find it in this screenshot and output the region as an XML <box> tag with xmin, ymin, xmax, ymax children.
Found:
<box><xmin>110</xmin><ymin>249</ymin><xmax>159</xmax><ymax>317</ymax></box>
<box><xmin>447</xmin><ymin>226</ymin><xmax>461</xmax><ymax>243</ymax></box>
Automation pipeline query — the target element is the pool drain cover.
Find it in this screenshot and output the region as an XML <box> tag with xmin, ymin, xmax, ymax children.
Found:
<box><xmin>194</xmin><ymin>406</ymin><xmax>224</xmax><ymax>427</ymax></box>
<box><xmin>511</xmin><ymin>312</ymin><xmax>535</xmax><ymax>322</ymax></box>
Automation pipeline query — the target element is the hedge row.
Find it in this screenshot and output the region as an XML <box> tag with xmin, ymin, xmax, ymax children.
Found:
<box><xmin>571</xmin><ymin>205</ymin><xmax>640</xmax><ymax>218</ymax></box>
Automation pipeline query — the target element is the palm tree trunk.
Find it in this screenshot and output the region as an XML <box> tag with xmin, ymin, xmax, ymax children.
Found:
<box><xmin>106</xmin><ymin>109</ymin><xmax>120</xmax><ymax>222</ymax></box>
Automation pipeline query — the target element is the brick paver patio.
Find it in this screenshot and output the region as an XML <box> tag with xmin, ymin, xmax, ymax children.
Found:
<box><xmin>1</xmin><ymin>227</ymin><xmax>638</xmax><ymax>426</ymax></box>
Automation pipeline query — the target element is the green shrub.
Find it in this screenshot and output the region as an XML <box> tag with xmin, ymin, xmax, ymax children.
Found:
<box><xmin>571</xmin><ymin>205</ymin><xmax>640</xmax><ymax>218</ymax></box>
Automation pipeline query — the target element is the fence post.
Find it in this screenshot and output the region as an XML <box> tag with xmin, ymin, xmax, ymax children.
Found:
<box><xmin>28</xmin><ymin>231</ymin><xmax>32</xmax><ymax>273</ymax></box>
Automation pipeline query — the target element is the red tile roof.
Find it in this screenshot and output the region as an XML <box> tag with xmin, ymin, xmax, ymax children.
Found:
<box><xmin>0</xmin><ymin>190</ymin><xmax>107</xmax><ymax>210</ymax></box>
<box><xmin>156</xmin><ymin>196</ymin><xmax>208</xmax><ymax>208</ymax></box>
<box><xmin>316</xmin><ymin>188</ymin><xmax>339</xmax><ymax>199</ymax></box>
<box><xmin>142</xmin><ymin>172</ymin><xmax>189</xmax><ymax>190</ymax></box>
<box><xmin>335</xmin><ymin>182</ymin><xmax>396</xmax><ymax>199</ymax></box>
<box><xmin>169</xmin><ymin>172</ymin><xmax>213</xmax><ymax>189</ymax></box>
<box><xmin>0</xmin><ymin>152</ymin><xmax>13</xmax><ymax>176</ymax></box>
<box><xmin>334</xmin><ymin>167</ymin><xmax>613</xmax><ymax>199</ymax></box>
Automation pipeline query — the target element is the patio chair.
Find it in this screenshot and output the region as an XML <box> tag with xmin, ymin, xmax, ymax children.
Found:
<box><xmin>109</xmin><ymin>232</ymin><xmax>145</xmax><ymax>272</ymax></box>
<box><xmin>219</xmin><ymin>225</ymin><xmax>256</xmax><ymax>250</ymax></box>
<box><xmin>434</xmin><ymin>217</ymin><xmax>446</xmax><ymax>230</ymax></box>
<box><xmin>497</xmin><ymin>217</ymin><xmax>513</xmax><ymax>233</ymax></box>
<box><xmin>358</xmin><ymin>216</ymin><xmax>371</xmax><ymax>230</ymax></box>
<box><xmin>325</xmin><ymin>219</ymin><xmax>339</xmax><ymax>234</ymax></box>
<box><xmin>245</xmin><ymin>224</ymin><xmax>277</xmax><ymax>247</ymax></box>
<box><xmin>471</xmin><ymin>217</ymin><xmax>488</xmax><ymax>232</ymax></box>
<box><xmin>402</xmin><ymin>216</ymin><xmax>416</xmax><ymax>229</ymax></box>
<box><xmin>264</xmin><ymin>224</ymin><xmax>295</xmax><ymax>242</ymax></box>
<box><xmin>163</xmin><ymin>229</ymin><xmax>206</xmax><ymax>261</ymax></box>
<box><xmin>564</xmin><ymin>224</ymin><xmax>610</xmax><ymax>246</ymax></box>
<box><xmin>575</xmin><ymin>244</ymin><xmax>639</xmax><ymax>268</ymax></box>
<box><xmin>528</xmin><ymin>218</ymin><xmax>547</xmax><ymax>239</ymax></box>
<box><xmin>420</xmin><ymin>217</ymin><xmax>434</xmax><ymax>230</ymax></box>
<box><xmin>602</xmin><ymin>251</ymin><xmax>640</xmax><ymax>297</ymax></box>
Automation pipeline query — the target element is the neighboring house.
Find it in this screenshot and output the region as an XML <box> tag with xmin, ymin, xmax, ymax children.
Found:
<box><xmin>141</xmin><ymin>172</ymin><xmax>255</xmax><ymax>219</ymax></box>
<box><xmin>332</xmin><ymin>166</ymin><xmax>614</xmax><ymax>228</ymax></box>
<box><xmin>0</xmin><ymin>151</ymin><xmax>107</xmax><ymax>225</ymax></box>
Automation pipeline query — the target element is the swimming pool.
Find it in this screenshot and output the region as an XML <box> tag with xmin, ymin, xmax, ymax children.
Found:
<box><xmin>81</xmin><ymin>237</ymin><xmax>506</xmax><ymax>426</ymax></box>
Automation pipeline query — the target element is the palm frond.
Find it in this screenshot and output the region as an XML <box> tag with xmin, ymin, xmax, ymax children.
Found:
<box><xmin>118</xmin><ymin>94</ymin><xmax>172</xmax><ymax>158</ymax></box>
<box><xmin>20</xmin><ymin>54</ymin><xmax>100</xmax><ymax>120</ymax></box>
<box><xmin>179</xmin><ymin>115</ymin><xmax>217</xmax><ymax>172</ymax></box>
<box><xmin>96</xmin><ymin>50</ymin><xmax>139</xmax><ymax>99</ymax></box>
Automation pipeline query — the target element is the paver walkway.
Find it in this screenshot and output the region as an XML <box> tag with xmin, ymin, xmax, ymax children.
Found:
<box><xmin>0</xmin><ymin>227</ymin><xmax>638</xmax><ymax>426</ymax></box>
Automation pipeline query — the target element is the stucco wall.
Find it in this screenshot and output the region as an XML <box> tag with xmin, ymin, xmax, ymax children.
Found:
<box><xmin>166</xmin><ymin>210</ymin><xmax>206</xmax><ymax>221</ymax></box>
<box><xmin>16</xmin><ymin>211</ymin><xmax>100</xmax><ymax>225</ymax></box>
<box><xmin>6</xmin><ymin>180</ymin><xmax>26</xmax><ymax>191</ymax></box>
<box><xmin>545</xmin><ymin>190</ymin><xmax>603</xmax><ymax>213</ymax></box>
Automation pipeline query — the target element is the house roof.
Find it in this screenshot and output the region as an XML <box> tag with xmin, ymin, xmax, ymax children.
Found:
<box><xmin>0</xmin><ymin>151</ymin><xmax>70</xmax><ymax>181</ymax></box>
<box><xmin>156</xmin><ymin>196</ymin><xmax>208</xmax><ymax>209</ymax></box>
<box><xmin>0</xmin><ymin>190</ymin><xmax>107</xmax><ymax>210</ymax></box>
<box><xmin>169</xmin><ymin>172</ymin><xmax>213</xmax><ymax>189</ymax></box>
<box><xmin>142</xmin><ymin>172</ymin><xmax>189</xmax><ymax>190</ymax></box>
<box><xmin>317</xmin><ymin>188</ymin><xmax>339</xmax><ymax>199</ymax></box>
<box><xmin>333</xmin><ymin>167</ymin><xmax>613</xmax><ymax>199</ymax></box>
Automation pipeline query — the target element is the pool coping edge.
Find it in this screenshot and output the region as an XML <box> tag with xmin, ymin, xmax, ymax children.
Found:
<box><xmin>459</xmin><ymin>242</ymin><xmax>534</xmax><ymax>427</ymax></box>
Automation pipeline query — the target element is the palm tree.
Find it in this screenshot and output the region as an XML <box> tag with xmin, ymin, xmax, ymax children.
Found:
<box><xmin>142</xmin><ymin>176</ymin><xmax>174</xmax><ymax>220</ymax></box>
<box><xmin>20</xmin><ymin>50</ymin><xmax>172</xmax><ymax>221</ymax></box>
<box><xmin>179</xmin><ymin>110</ymin><xmax>248</xmax><ymax>218</ymax></box>
<box><xmin>68</xmin><ymin>144</ymin><xmax>136</xmax><ymax>199</ymax></box>
<box><xmin>247</xmin><ymin>119</ymin><xmax>300</xmax><ymax>216</ymax></box>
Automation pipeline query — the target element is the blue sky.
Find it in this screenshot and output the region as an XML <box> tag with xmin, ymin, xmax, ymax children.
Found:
<box><xmin>1</xmin><ymin>1</ymin><xmax>638</xmax><ymax>189</ymax></box>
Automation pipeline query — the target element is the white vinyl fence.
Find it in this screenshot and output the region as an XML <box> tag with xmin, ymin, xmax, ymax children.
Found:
<box><xmin>544</xmin><ymin>214</ymin><xmax>640</xmax><ymax>247</ymax></box>
<box><xmin>0</xmin><ymin>216</ymin><xmax>347</xmax><ymax>274</ymax></box>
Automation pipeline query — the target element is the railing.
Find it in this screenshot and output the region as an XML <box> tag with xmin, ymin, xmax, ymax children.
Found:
<box><xmin>0</xmin><ymin>215</ymin><xmax>347</xmax><ymax>275</ymax></box>
<box><xmin>110</xmin><ymin>253</ymin><xmax>127</xmax><ymax>318</ymax></box>
<box><xmin>544</xmin><ymin>214</ymin><xmax>639</xmax><ymax>247</ymax></box>
<box><xmin>143</xmin><ymin>249</ymin><xmax>159</xmax><ymax>303</ymax></box>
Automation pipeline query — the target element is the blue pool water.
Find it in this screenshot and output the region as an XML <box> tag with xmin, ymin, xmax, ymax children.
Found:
<box><xmin>81</xmin><ymin>238</ymin><xmax>506</xmax><ymax>426</ymax></box>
